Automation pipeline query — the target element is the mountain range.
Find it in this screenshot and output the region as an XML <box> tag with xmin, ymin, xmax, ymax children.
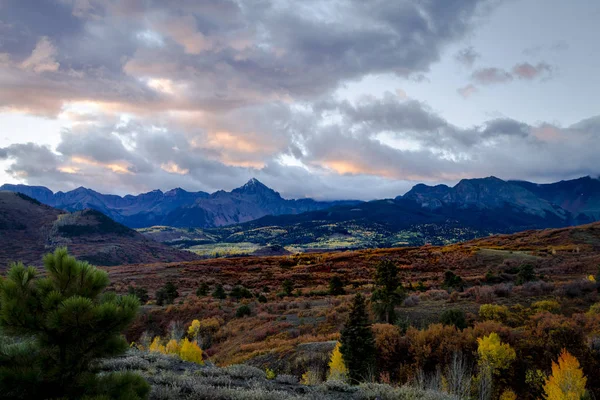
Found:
<box><xmin>3</xmin><ymin>176</ymin><xmax>600</xmax><ymax>254</ymax></box>
<box><xmin>0</xmin><ymin>191</ymin><xmax>198</xmax><ymax>268</ymax></box>
<box><xmin>0</xmin><ymin>179</ymin><xmax>358</xmax><ymax>229</ymax></box>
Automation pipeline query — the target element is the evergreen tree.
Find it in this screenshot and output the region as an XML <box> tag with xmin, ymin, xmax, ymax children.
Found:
<box><xmin>371</xmin><ymin>260</ymin><xmax>405</xmax><ymax>323</ymax></box>
<box><xmin>282</xmin><ymin>279</ymin><xmax>294</xmax><ymax>296</ymax></box>
<box><xmin>443</xmin><ymin>270</ymin><xmax>464</xmax><ymax>291</ymax></box>
<box><xmin>328</xmin><ymin>276</ymin><xmax>346</xmax><ymax>296</ymax></box>
<box><xmin>212</xmin><ymin>284</ymin><xmax>226</xmax><ymax>300</ymax></box>
<box><xmin>229</xmin><ymin>285</ymin><xmax>253</xmax><ymax>300</ymax></box>
<box><xmin>128</xmin><ymin>285</ymin><xmax>149</xmax><ymax>303</ymax></box>
<box><xmin>517</xmin><ymin>264</ymin><xmax>536</xmax><ymax>284</ymax></box>
<box><xmin>0</xmin><ymin>247</ymin><xmax>149</xmax><ymax>399</ymax></box>
<box><xmin>196</xmin><ymin>282</ymin><xmax>210</xmax><ymax>297</ymax></box>
<box><xmin>340</xmin><ymin>294</ymin><xmax>376</xmax><ymax>384</ymax></box>
<box><xmin>440</xmin><ymin>309</ymin><xmax>467</xmax><ymax>330</ymax></box>
<box><xmin>156</xmin><ymin>282</ymin><xmax>178</xmax><ymax>305</ymax></box>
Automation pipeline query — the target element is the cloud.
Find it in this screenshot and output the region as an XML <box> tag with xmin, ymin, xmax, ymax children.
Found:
<box><xmin>2</xmin><ymin>92</ymin><xmax>599</xmax><ymax>198</ymax></box>
<box><xmin>455</xmin><ymin>46</ymin><xmax>480</xmax><ymax>68</ymax></box>
<box><xmin>511</xmin><ymin>62</ymin><xmax>552</xmax><ymax>80</ymax></box>
<box><xmin>1</xmin><ymin>0</ymin><xmax>598</xmax><ymax>199</ymax></box>
<box><xmin>481</xmin><ymin>118</ymin><xmax>530</xmax><ymax>138</ymax></box>
<box><xmin>471</xmin><ymin>67</ymin><xmax>513</xmax><ymax>84</ymax></box>
<box><xmin>20</xmin><ymin>37</ymin><xmax>60</xmax><ymax>73</ymax></box>
<box><xmin>457</xmin><ymin>84</ymin><xmax>478</xmax><ymax>98</ymax></box>
<box><xmin>467</xmin><ymin>61</ymin><xmax>554</xmax><ymax>90</ymax></box>
<box><xmin>0</xmin><ymin>0</ymin><xmax>499</xmax><ymax>117</ymax></box>
<box><xmin>523</xmin><ymin>41</ymin><xmax>569</xmax><ymax>56</ymax></box>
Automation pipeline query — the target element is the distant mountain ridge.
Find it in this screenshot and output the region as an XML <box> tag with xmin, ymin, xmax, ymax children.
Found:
<box><xmin>4</xmin><ymin>175</ymin><xmax>600</xmax><ymax>255</ymax></box>
<box><xmin>509</xmin><ymin>176</ymin><xmax>600</xmax><ymax>223</ymax></box>
<box><xmin>3</xmin><ymin>176</ymin><xmax>599</xmax><ymax>232</ymax></box>
<box><xmin>0</xmin><ymin>179</ymin><xmax>360</xmax><ymax>229</ymax></box>
<box><xmin>402</xmin><ymin>176</ymin><xmax>568</xmax><ymax>219</ymax></box>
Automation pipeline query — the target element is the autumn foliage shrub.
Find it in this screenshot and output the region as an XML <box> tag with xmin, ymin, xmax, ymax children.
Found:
<box><xmin>372</xmin><ymin>324</ymin><xmax>404</xmax><ymax>382</ymax></box>
<box><xmin>531</xmin><ymin>300</ymin><xmax>561</xmax><ymax>314</ymax></box>
<box><xmin>479</xmin><ymin>304</ymin><xmax>510</xmax><ymax>323</ymax></box>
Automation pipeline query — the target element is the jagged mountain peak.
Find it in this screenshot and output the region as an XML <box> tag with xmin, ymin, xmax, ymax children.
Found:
<box><xmin>232</xmin><ymin>178</ymin><xmax>280</xmax><ymax>197</ymax></box>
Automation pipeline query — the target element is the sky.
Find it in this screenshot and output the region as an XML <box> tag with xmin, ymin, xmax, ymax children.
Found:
<box><xmin>0</xmin><ymin>0</ymin><xmax>599</xmax><ymax>200</ymax></box>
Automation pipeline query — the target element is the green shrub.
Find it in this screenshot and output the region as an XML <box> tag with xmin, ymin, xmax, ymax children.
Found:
<box><xmin>516</xmin><ymin>264</ymin><xmax>536</xmax><ymax>284</ymax></box>
<box><xmin>212</xmin><ymin>284</ymin><xmax>227</xmax><ymax>300</ymax></box>
<box><xmin>328</xmin><ymin>276</ymin><xmax>346</xmax><ymax>296</ymax></box>
<box><xmin>282</xmin><ymin>280</ymin><xmax>294</xmax><ymax>296</ymax></box>
<box><xmin>230</xmin><ymin>286</ymin><xmax>253</xmax><ymax>300</ymax></box>
<box><xmin>128</xmin><ymin>286</ymin><xmax>149</xmax><ymax>304</ymax></box>
<box><xmin>196</xmin><ymin>282</ymin><xmax>210</xmax><ymax>297</ymax></box>
<box><xmin>236</xmin><ymin>305</ymin><xmax>251</xmax><ymax>318</ymax></box>
<box><xmin>440</xmin><ymin>309</ymin><xmax>467</xmax><ymax>330</ymax></box>
<box><xmin>442</xmin><ymin>270</ymin><xmax>464</xmax><ymax>291</ymax></box>
<box><xmin>156</xmin><ymin>282</ymin><xmax>178</xmax><ymax>306</ymax></box>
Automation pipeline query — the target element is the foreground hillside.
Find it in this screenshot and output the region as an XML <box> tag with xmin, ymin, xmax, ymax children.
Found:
<box><xmin>106</xmin><ymin>222</ymin><xmax>600</xmax><ymax>398</ymax></box>
<box><xmin>0</xmin><ymin>191</ymin><xmax>198</xmax><ymax>267</ymax></box>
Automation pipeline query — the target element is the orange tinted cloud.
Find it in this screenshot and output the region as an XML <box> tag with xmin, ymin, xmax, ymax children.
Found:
<box><xmin>160</xmin><ymin>161</ymin><xmax>189</xmax><ymax>175</ymax></box>
<box><xmin>70</xmin><ymin>156</ymin><xmax>133</xmax><ymax>174</ymax></box>
<box><xmin>532</xmin><ymin>125</ymin><xmax>562</xmax><ymax>142</ymax></box>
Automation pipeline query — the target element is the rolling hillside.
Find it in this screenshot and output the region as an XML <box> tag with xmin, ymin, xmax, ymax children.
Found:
<box><xmin>0</xmin><ymin>191</ymin><xmax>198</xmax><ymax>268</ymax></box>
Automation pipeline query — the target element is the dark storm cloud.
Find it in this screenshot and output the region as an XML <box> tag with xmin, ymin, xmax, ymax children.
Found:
<box><xmin>0</xmin><ymin>0</ymin><xmax>84</xmax><ymax>58</ymax></box>
<box><xmin>0</xmin><ymin>0</ymin><xmax>499</xmax><ymax>116</ymax></box>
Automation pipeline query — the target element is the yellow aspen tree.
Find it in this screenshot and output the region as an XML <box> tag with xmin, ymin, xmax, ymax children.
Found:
<box><xmin>187</xmin><ymin>319</ymin><xmax>201</xmax><ymax>340</ymax></box>
<box><xmin>328</xmin><ymin>342</ymin><xmax>348</xmax><ymax>381</ymax></box>
<box><xmin>543</xmin><ymin>349</ymin><xmax>587</xmax><ymax>400</ymax></box>
<box><xmin>477</xmin><ymin>332</ymin><xmax>516</xmax><ymax>374</ymax></box>
<box><xmin>149</xmin><ymin>336</ymin><xmax>166</xmax><ymax>354</ymax></box>
<box><xmin>165</xmin><ymin>338</ymin><xmax>180</xmax><ymax>355</ymax></box>
<box><xmin>179</xmin><ymin>338</ymin><xmax>204</xmax><ymax>364</ymax></box>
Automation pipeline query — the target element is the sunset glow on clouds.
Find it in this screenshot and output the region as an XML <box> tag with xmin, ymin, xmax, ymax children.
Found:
<box><xmin>0</xmin><ymin>0</ymin><xmax>599</xmax><ymax>200</ymax></box>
